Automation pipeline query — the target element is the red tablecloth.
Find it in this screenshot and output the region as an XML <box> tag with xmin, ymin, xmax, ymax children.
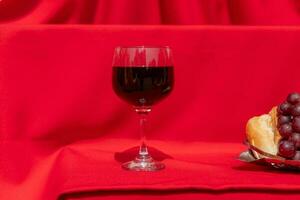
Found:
<box><xmin>2</xmin><ymin>25</ymin><xmax>300</xmax><ymax>199</ymax></box>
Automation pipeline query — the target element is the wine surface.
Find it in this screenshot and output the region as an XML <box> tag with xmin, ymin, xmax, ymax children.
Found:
<box><xmin>113</xmin><ymin>66</ymin><xmax>174</xmax><ymax>106</ymax></box>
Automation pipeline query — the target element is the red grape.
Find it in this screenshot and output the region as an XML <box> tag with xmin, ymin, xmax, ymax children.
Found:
<box><xmin>292</xmin><ymin>116</ymin><xmax>300</xmax><ymax>132</ymax></box>
<box><xmin>279</xmin><ymin>102</ymin><xmax>291</xmax><ymax>115</ymax></box>
<box><xmin>279</xmin><ymin>123</ymin><xmax>293</xmax><ymax>138</ymax></box>
<box><xmin>287</xmin><ymin>92</ymin><xmax>300</xmax><ymax>105</ymax></box>
<box><xmin>277</xmin><ymin>106</ymin><xmax>283</xmax><ymax>115</ymax></box>
<box><xmin>291</xmin><ymin>103</ymin><xmax>300</xmax><ymax>116</ymax></box>
<box><xmin>278</xmin><ymin>115</ymin><xmax>291</xmax><ymax>125</ymax></box>
<box><xmin>278</xmin><ymin>140</ymin><xmax>296</xmax><ymax>158</ymax></box>
<box><xmin>291</xmin><ymin>132</ymin><xmax>300</xmax><ymax>148</ymax></box>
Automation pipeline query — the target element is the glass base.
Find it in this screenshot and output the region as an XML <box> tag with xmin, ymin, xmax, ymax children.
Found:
<box><xmin>122</xmin><ymin>155</ymin><xmax>165</xmax><ymax>171</ymax></box>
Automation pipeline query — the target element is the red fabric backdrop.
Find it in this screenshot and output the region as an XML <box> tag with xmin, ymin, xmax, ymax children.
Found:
<box><xmin>3</xmin><ymin>25</ymin><xmax>300</xmax><ymax>143</ymax></box>
<box><xmin>3</xmin><ymin>1</ymin><xmax>300</xmax><ymax>199</ymax></box>
<box><xmin>1</xmin><ymin>0</ymin><xmax>300</xmax><ymax>25</ymax></box>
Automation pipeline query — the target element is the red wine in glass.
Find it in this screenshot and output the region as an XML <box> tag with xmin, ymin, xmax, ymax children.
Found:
<box><xmin>113</xmin><ymin>66</ymin><xmax>174</xmax><ymax>107</ymax></box>
<box><xmin>112</xmin><ymin>46</ymin><xmax>174</xmax><ymax>171</ymax></box>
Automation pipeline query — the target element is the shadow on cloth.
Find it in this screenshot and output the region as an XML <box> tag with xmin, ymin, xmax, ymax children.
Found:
<box><xmin>114</xmin><ymin>146</ymin><xmax>173</xmax><ymax>163</ymax></box>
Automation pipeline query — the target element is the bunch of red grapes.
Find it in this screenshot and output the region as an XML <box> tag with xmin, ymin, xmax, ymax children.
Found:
<box><xmin>277</xmin><ymin>92</ymin><xmax>300</xmax><ymax>160</ymax></box>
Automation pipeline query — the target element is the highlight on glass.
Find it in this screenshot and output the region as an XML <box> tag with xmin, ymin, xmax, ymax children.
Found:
<box><xmin>112</xmin><ymin>46</ymin><xmax>174</xmax><ymax>171</ymax></box>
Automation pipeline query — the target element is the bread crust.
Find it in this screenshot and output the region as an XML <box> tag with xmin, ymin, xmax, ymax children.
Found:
<box><xmin>246</xmin><ymin>107</ymin><xmax>281</xmax><ymax>158</ymax></box>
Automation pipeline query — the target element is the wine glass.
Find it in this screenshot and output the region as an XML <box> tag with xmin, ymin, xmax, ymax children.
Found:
<box><xmin>112</xmin><ymin>46</ymin><xmax>174</xmax><ymax>171</ymax></box>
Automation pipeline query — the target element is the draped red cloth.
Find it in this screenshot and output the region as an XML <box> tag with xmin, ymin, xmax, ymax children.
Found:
<box><xmin>2</xmin><ymin>1</ymin><xmax>300</xmax><ymax>200</ymax></box>
<box><xmin>2</xmin><ymin>25</ymin><xmax>300</xmax><ymax>199</ymax></box>
<box><xmin>1</xmin><ymin>0</ymin><xmax>300</xmax><ymax>25</ymax></box>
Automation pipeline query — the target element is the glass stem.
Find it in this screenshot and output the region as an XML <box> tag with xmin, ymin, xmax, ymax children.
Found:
<box><xmin>137</xmin><ymin>112</ymin><xmax>150</xmax><ymax>160</ymax></box>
